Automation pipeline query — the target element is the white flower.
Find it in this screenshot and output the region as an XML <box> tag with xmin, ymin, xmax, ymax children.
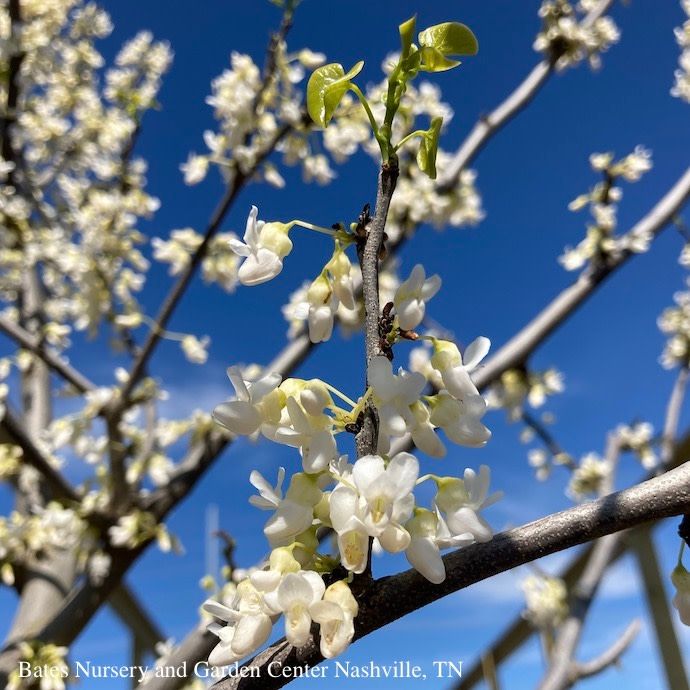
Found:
<box><xmin>213</xmin><ymin>367</ymin><xmax>282</xmax><ymax>436</ymax></box>
<box><xmin>203</xmin><ymin>581</ymin><xmax>275</xmax><ymax>665</ymax></box>
<box><xmin>429</xmin><ymin>391</ymin><xmax>491</xmax><ymax>447</ymax></box>
<box><xmin>180</xmin><ymin>334</ymin><xmax>210</xmax><ymax>364</ymax></box>
<box><xmin>431</xmin><ymin>337</ymin><xmax>491</xmax><ymax>401</ymax></box>
<box><xmin>567</xmin><ymin>453</ymin><xmax>611</xmax><ymax>500</ymax></box>
<box><xmin>297</xmin><ymin>49</ymin><xmax>327</xmax><ymax>69</ymax></box>
<box><xmin>228</xmin><ymin>206</ymin><xmax>293</xmax><ymax>286</ymax></box>
<box><xmin>302</xmin><ymin>154</ymin><xmax>336</xmax><ymax>185</ymax></box>
<box><xmin>368</xmin><ymin>356</ymin><xmax>426</xmax><ymax>445</ymax></box>
<box><xmin>180</xmin><ymin>154</ymin><xmax>208</xmax><ymax>185</ymax></box>
<box><xmin>346</xmin><ymin>452</ymin><xmax>418</xmax><ymax>550</ymax></box>
<box><xmin>306</xmin><ymin>274</ymin><xmax>338</xmax><ymax>343</ymax></box>
<box><xmin>277</xmin><ymin>570</ymin><xmax>325</xmax><ymax>646</ymax></box>
<box><xmin>250</xmin><ymin>470</ymin><xmax>320</xmax><ymax>547</ymax></box>
<box><xmin>408</xmin><ymin>401</ymin><xmax>446</xmax><ymax>458</ymax></box>
<box><xmin>329</xmin><ymin>488</ymin><xmax>371</xmax><ymax>574</ymax></box>
<box><xmin>672</xmin><ymin>564</ymin><xmax>690</xmax><ymax>626</ymax></box>
<box><xmin>521</xmin><ymin>575</ymin><xmax>569</xmax><ymax>630</ymax></box>
<box><xmin>269</xmin><ymin>396</ymin><xmax>337</xmax><ymax>474</ymax></box>
<box><xmin>310</xmin><ymin>580</ymin><xmax>358</xmax><ymax>658</ymax></box>
<box><xmin>405</xmin><ymin>509</ymin><xmax>473</xmax><ymax>584</ymax></box>
<box><xmin>434</xmin><ymin>465</ymin><xmax>502</xmax><ymax>542</ymax></box>
<box><xmin>394</xmin><ymin>264</ymin><xmax>441</xmax><ymax>331</ymax></box>
<box><xmin>326</xmin><ymin>249</ymin><xmax>356</xmax><ymax>310</ymax></box>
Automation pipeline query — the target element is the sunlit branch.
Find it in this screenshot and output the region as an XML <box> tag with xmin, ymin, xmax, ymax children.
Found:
<box><xmin>211</xmin><ymin>462</ymin><xmax>690</xmax><ymax>690</ymax></box>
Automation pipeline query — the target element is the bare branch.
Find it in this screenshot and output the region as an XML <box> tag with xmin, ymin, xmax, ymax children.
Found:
<box><xmin>437</xmin><ymin>0</ymin><xmax>616</xmax><ymax>192</ymax></box>
<box><xmin>662</xmin><ymin>365</ymin><xmax>690</xmax><ymax>463</ymax></box>
<box><xmin>572</xmin><ymin>619</ymin><xmax>641</xmax><ymax>681</ymax></box>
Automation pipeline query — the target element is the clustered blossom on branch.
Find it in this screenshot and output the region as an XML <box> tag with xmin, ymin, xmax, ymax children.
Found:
<box><xmin>485</xmin><ymin>367</ymin><xmax>564</xmax><ymax>422</ymax></box>
<box><xmin>672</xmin><ymin>0</ymin><xmax>690</xmax><ymax>102</ymax></box>
<box><xmin>566</xmin><ymin>452</ymin><xmax>611</xmax><ymax>500</ymax></box>
<box><xmin>659</xmin><ymin>284</ymin><xmax>690</xmax><ymax>369</ymax></box>
<box><xmin>559</xmin><ymin>146</ymin><xmax>653</xmax><ymax>271</ymax></box>
<box><xmin>200</xmin><ymin>16</ymin><xmax>504</xmax><ymax>665</ymax></box>
<box><xmin>534</xmin><ymin>0</ymin><xmax>619</xmax><ymax>71</ymax></box>
<box><xmin>521</xmin><ymin>573</ymin><xmax>569</xmax><ymax>632</ymax></box>
<box><xmin>615</xmin><ymin>421</ymin><xmax>657</xmax><ymax>470</ymax></box>
<box><xmin>7</xmin><ymin>642</ymin><xmax>70</xmax><ymax>690</ymax></box>
<box><xmin>207</xmin><ymin>343</ymin><xmax>499</xmax><ymax>662</ymax></box>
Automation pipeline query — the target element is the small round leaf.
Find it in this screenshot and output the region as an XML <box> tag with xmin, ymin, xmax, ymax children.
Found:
<box><xmin>306</xmin><ymin>61</ymin><xmax>364</xmax><ymax>128</ymax></box>
<box><xmin>418</xmin><ymin>22</ymin><xmax>478</xmax><ymax>57</ymax></box>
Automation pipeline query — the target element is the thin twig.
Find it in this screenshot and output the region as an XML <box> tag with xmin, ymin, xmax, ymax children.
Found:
<box><xmin>571</xmin><ymin>619</ymin><xmax>641</xmax><ymax>680</ymax></box>
<box><xmin>436</xmin><ymin>0</ymin><xmax>616</xmax><ymax>192</ymax></box>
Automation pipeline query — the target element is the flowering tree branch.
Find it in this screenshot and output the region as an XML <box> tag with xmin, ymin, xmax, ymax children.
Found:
<box><xmin>455</xmin><ymin>426</ymin><xmax>690</xmax><ymax>690</ymax></box>
<box><xmin>135</xmin><ymin>162</ymin><xmax>690</xmax><ymax>690</ymax></box>
<box><xmin>114</xmin><ymin>5</ymin><xmax>300</xmax><ymax>412</ymax></box>
<box><xmin>438</xmin><ymin>0</ymin><xmax>616</xmax><ymax>192</ymax></box>
<box><xmin>0</xmin><ymin>316</ymin><xmax>95</xmax><ymax>393</ymax></box>
<box><xmin>473</xmin><ymin>167</ymin><xmax>690</xmax><ymax>390</ymax></box>
<box><xmin>210</xmin><ymin>462</ymin><xmax>690</xmax><ymax>690</ymax></box>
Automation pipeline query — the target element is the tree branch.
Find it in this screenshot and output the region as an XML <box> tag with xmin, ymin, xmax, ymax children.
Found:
<box><xmin>454</xmin><ymin>428</ymin><xmax>690</xmax><ymax>689</ymax></box>
<box><xmin>115</xmin><ymin>6</ymin><xmax>299</xmax><ymax>411</ymax></box>
<box><xmin>436</xmin><ymin>0</ymin><xmax>616</xmax><ymax>193</ymax></box>
<box><xmin>0</xmin><ymin>315</ymin><xmax>95</xmax><ymax>393</ymax></box>
<box><xmin>355</xmin><ymin>162</ymin><xmax>398</xmax><ymax>458</ymax></box>
<box><xmin>473</xmin><ymin>167</ymin><xmax>690</xmax><ymax>390</ymax></box>
<box><xmin>662</xmin><ymin>365</ymin><xmax>689</xmax><ymax>464</ymax></box>
<box><xmin>571</xmin><ymin>618</ymin><xmax>641</xmax><ymax>681</ymax></box>
<box><xmin>537</xmin><ymin>533</ymin><xmax>622</xmax><ymax>690</ymax></box>
<box><xmin>210</xmin><ymin>462</ymin><xmax>690</xmax><ymax>689</ymax></box>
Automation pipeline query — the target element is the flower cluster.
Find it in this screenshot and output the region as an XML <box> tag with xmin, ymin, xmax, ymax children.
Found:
<box><xmin>533</xmin><ymin>0</ymin><xmax>619</xmax><ymax>71</ymax></box>
<box><xmin>521</xmin><ymin>574</ymin><xmax>569</xmax><ymax>630</ymax></box>
<box><xmin>658</xmin><ymin>283</ymin><xmax>690</xmax><ymax>369</ymax></box>
<box><xmin>108</xmin><ymin>509</ymin><xmax>179</xmax><ymax>553</ymax></box>
<box><xmin>7</xmin><ymin>641</ymin><xmax>70</xmax><ymax>690</ymax></box>
<box><xmin>560</xmin><ymin>147</ymin><xmax>653</xmax><ymax>271</ymax></box>
<box><xmin>527</xmin><ymin>446</ymin><xmax>573</xmax><ymax>482</ymax></box>
<box><xmin>0</xmin><ymin>501</ymin><xmax>94</xmax><ymax>586</ymax></box>
<box><xmin>152</xmin><ymin>228</ymin><xmax>241</xmax><ymax>293</ymax></box>
<box><xmin>485</xmin><ymin>368</ymin><xmax>564</xmax><ymax>422</ymax></box>
<box><xmin>0</xmin><ymin>10</ymin><xmax>172</xmax><ymax>345</ymax></box>
<box><xmin>208</xmin><ymin>307</ymin><xmax>499</xmax><ymax>661</ymax></box>
<box><xmin>566</xmin><ymin>452</ymin><xmax>611</xmax><ymax>500</ymax></box>
<box><xmin>673</xmin><ymin>0</ymin><xmax>690</xmax><ymax>103</ymax></box>
<box><xmin>616</xmin><ymin>421</ymin><xmax>657</xmax><ymax>470</ymax></box>
<box><xmin>181</xmin><ymin>44</ymin><xmax>324</xmax><ymax>188</ymax></box>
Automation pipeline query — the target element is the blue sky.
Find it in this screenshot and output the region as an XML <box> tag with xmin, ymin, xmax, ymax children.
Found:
<box><xmin>2</xmin><ymin>0</ymin><xmax>690</xmax><ymax>688</ymax></box>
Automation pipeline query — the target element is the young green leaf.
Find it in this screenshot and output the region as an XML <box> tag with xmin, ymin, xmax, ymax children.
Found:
<box><xmin>418</xmin><ymin>21</ymin><xmax>478</xmax><ymax>60</ymax></box>
<box><xmin>306</xmin><ymin>61</ymin><xmax>364</xmax><ymax>128</ymax></box>
<box><xmin>417</xmin><ymin>46</ymin><xmax>459</xmax><ymax>73</ymax></box>
<box><xmin>399</xmin><ymin>16</ymin><xmax>417</xmax><ymax>59</ymax></box>
<box><xmin>416</xmin><ymin>116</ymin><xmax>443</xmax><ymax>179</ymax></box>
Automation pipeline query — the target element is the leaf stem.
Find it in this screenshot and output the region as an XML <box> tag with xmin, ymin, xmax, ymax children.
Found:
<box><xmin>394</xmin><ymin>129</ymin><xmax>426</xmax><ymax>151</ymax></box>
<box><xmin>348</xmin><ymin>83</ymin><xmax>386</xmax><ymax>159</ymax></box>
